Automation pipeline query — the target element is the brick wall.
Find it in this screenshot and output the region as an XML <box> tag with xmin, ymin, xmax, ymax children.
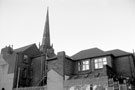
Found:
<box><xmin>73</xmin><ymin>56</ymin><xmax>112</xmax><ymax>75</ymax></box>
<box><xmin>31</xmin><ymin>57</ymin><xmax>42</xmax><ymax>86</ymax></box>
<box><xmin>48</xmin><ymin>51</ymin><xmax>65</xmax><ymax>76</ymax></box>
<box><xmin>64</xmin><ymin>58</ymin><xmax>74</xmax><ymax>76</ymax></box>
<box><xmin>114</xmin><ymin>55</ymin><xmax>135</xmax><ymax>78</ymax></box>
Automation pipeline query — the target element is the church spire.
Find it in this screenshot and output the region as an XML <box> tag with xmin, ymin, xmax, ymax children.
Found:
<box><xmin>39</xmin><ymin>8</ymin><xmax>55</xmax><ymax>86</ymax></box>
<box><xmin>41</xmin><ymin>8</ymin><xmax>51</xmax><ymax>53</ymax></box>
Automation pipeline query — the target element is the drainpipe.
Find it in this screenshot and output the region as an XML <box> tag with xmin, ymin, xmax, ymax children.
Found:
<box><xmin>16</xmin><ymin>68</ymin><xmax>20</xmax><ymax>89</ymax></box>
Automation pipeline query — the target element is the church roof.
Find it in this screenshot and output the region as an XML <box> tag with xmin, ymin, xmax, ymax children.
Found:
<box><xmin>14</xmin><ymin>44</ymin><xmax>35</xmax><ymax>53</ymax></box>
<box><xmin>14</xmin><ymin>43</ymin><xmax>41</xmax><ymax>58</ymax></box>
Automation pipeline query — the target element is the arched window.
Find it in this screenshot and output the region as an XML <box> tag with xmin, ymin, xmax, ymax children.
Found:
<box><xmin>2</xmin><ymin>88</ymin><xmax>5</xmax><ymax>90</ymax></box>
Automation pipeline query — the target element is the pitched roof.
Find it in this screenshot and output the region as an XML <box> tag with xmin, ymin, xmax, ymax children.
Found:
<box><xmin>71</xmin><ymin>48</ymin><xmax>132</xmax><ymax>60</ymax></box>
<box><xmin>14</xmin><ymin>44</ymin><xmax>35</xmax><ymax>53</ymax></box>
<box><xmin>71</xmin><ymin>48</ymin><xmax>105</xmax><ymax>60</ymax></box>
<box><xmin>48</xmin><ymin>68</ymin><xmax>63</xmax><ymax>77</ymax></box>
<box><xmin>105</xmin><ymin>49</ymin><xmax>131</xmax><ymax>57</ymax></box>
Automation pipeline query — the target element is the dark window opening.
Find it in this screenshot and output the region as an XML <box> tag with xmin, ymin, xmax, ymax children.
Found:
<box><xmin>2</xmin><ymin>88</ymin><xmax>5</xmax><ymax>90</ymax></box>
<box><xmin>78</xmin><ymin>59</ymin><xmax>90</xmax><ymax>71</ymax></box>
<box><xmin>23</xmin><ymin>55</ymin><xmax>29</xmax><ymax>64</ymax></box>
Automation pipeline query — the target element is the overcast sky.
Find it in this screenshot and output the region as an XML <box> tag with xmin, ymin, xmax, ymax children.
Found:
<box><xmin>0</xmin><ymin>0</ymin><xmax>135</xmax><ymax>56</ymax></box>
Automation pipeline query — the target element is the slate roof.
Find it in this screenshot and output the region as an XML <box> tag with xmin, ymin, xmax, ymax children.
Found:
<box><xmin>105</xmin><ymin>49</ymin><xmax>131</xmax><ymax>57</ymax></box>
<box><xmin>71</xmin><ymin>48</ymin><xmax>132</xmax><ymax>60</ymax></box>
<box><xmin>14</xmin><ymin>44</ymin><xmax>35</xmax><ymax>53</ymax></box>
<box><xmin>71</xmin><ymin>48</ymin><xmax>105</xmax><ymax>60</ymax></box>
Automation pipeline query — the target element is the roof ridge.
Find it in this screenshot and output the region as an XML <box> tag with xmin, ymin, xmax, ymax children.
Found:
<box><xmin>71</xmin><ymin>47</ymin><xmax>105</xmax><ymax>60</ymax></box>
<box><xmin>14</xmin><ymin>43</ymin><xmax>36</xmax><ymax>52</ymax></box>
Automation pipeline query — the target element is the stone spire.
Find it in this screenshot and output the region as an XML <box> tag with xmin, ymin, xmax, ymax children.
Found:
<box><xmin>40</xmin><ymin>8</ymin><xmax>51</xmax><ymax>54</ymax></box>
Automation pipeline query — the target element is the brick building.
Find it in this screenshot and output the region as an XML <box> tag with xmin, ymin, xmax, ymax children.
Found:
<box><xmin>47</xmin><ymin>49</ymin><xmax>135</xmax><ymax>90</ymax></box>
<box><xmin>0</xmin><ymin>9</ymin><xmax>135</xmax><ymax>90</ymax></box>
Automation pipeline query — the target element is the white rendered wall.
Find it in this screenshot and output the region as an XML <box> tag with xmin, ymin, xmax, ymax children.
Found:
<box><xmin>0</xmin><ymin>55</ymin><xmax>14</xmax><ymax>90</ymax></box>
<box><xmin>47</xmin><ymin>69</ymin><xmax>63</xmax><ymax>90</ymax></box>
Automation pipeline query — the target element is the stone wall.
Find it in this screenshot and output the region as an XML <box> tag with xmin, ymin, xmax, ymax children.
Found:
<box><xmin>64</xmin><ymin>76</ymin><xmax>108</xmax><ymax>90</ymax></box>
<box><xmin>13</xmin><ymin>86</ymin><xmax>46</xmax><ymax>90</ymax></box>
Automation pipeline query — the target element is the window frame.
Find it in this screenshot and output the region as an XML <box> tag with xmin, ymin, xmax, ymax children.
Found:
<box><xmin>78</xmin><ymin>59</ymin><xmax>90</xmax><ymax>71</ymax></box>
<box><xmin>94</xmin><ymin>57</ymin><xmax>107</xmax><ymax>69</ymax></box>
<box><xmin>82</xmin><ymin>60</ymin><xmax>90</xmax><ymax>71</ymax></box>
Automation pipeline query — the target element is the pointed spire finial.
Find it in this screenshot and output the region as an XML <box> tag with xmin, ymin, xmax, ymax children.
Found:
<box><xmin>46</xmin><ymin>6</ymin><xmax>49</xmax><ymax>21</ymax></box>
<box><xmin>47</xmin><ymin>6</ymin><xmax>49</xmax><ymax>11</ymax></box>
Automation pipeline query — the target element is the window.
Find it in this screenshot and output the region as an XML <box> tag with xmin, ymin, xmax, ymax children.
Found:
<box><xmin>82</xmin><ymin>60</ymin><xmax>89</xmax><ymax>71</ymax></box>
<box><xmin>23</xmin><ymin>55</ymin><xmax>29</xmax><ymax>64</ymax></box>
<box><xmin>78</xmin><ymin>60</ymin><xmax>90</xmax><ymax>71</ymax></box>
<box><xmin>94</xmin><ymin>57</ymin><xmax>107</xmax><ymax>69</ymax></box>
<box><xmin>78</xmin><ymin>62</ymin><xmax>81</xmax><ymax>71</ymax></box>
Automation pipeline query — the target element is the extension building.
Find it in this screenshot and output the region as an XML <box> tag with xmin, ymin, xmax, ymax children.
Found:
<box><xmin>47</xmin><ymin>48</ymin><xmax>135</xmax><ymax>90</ymax></box>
